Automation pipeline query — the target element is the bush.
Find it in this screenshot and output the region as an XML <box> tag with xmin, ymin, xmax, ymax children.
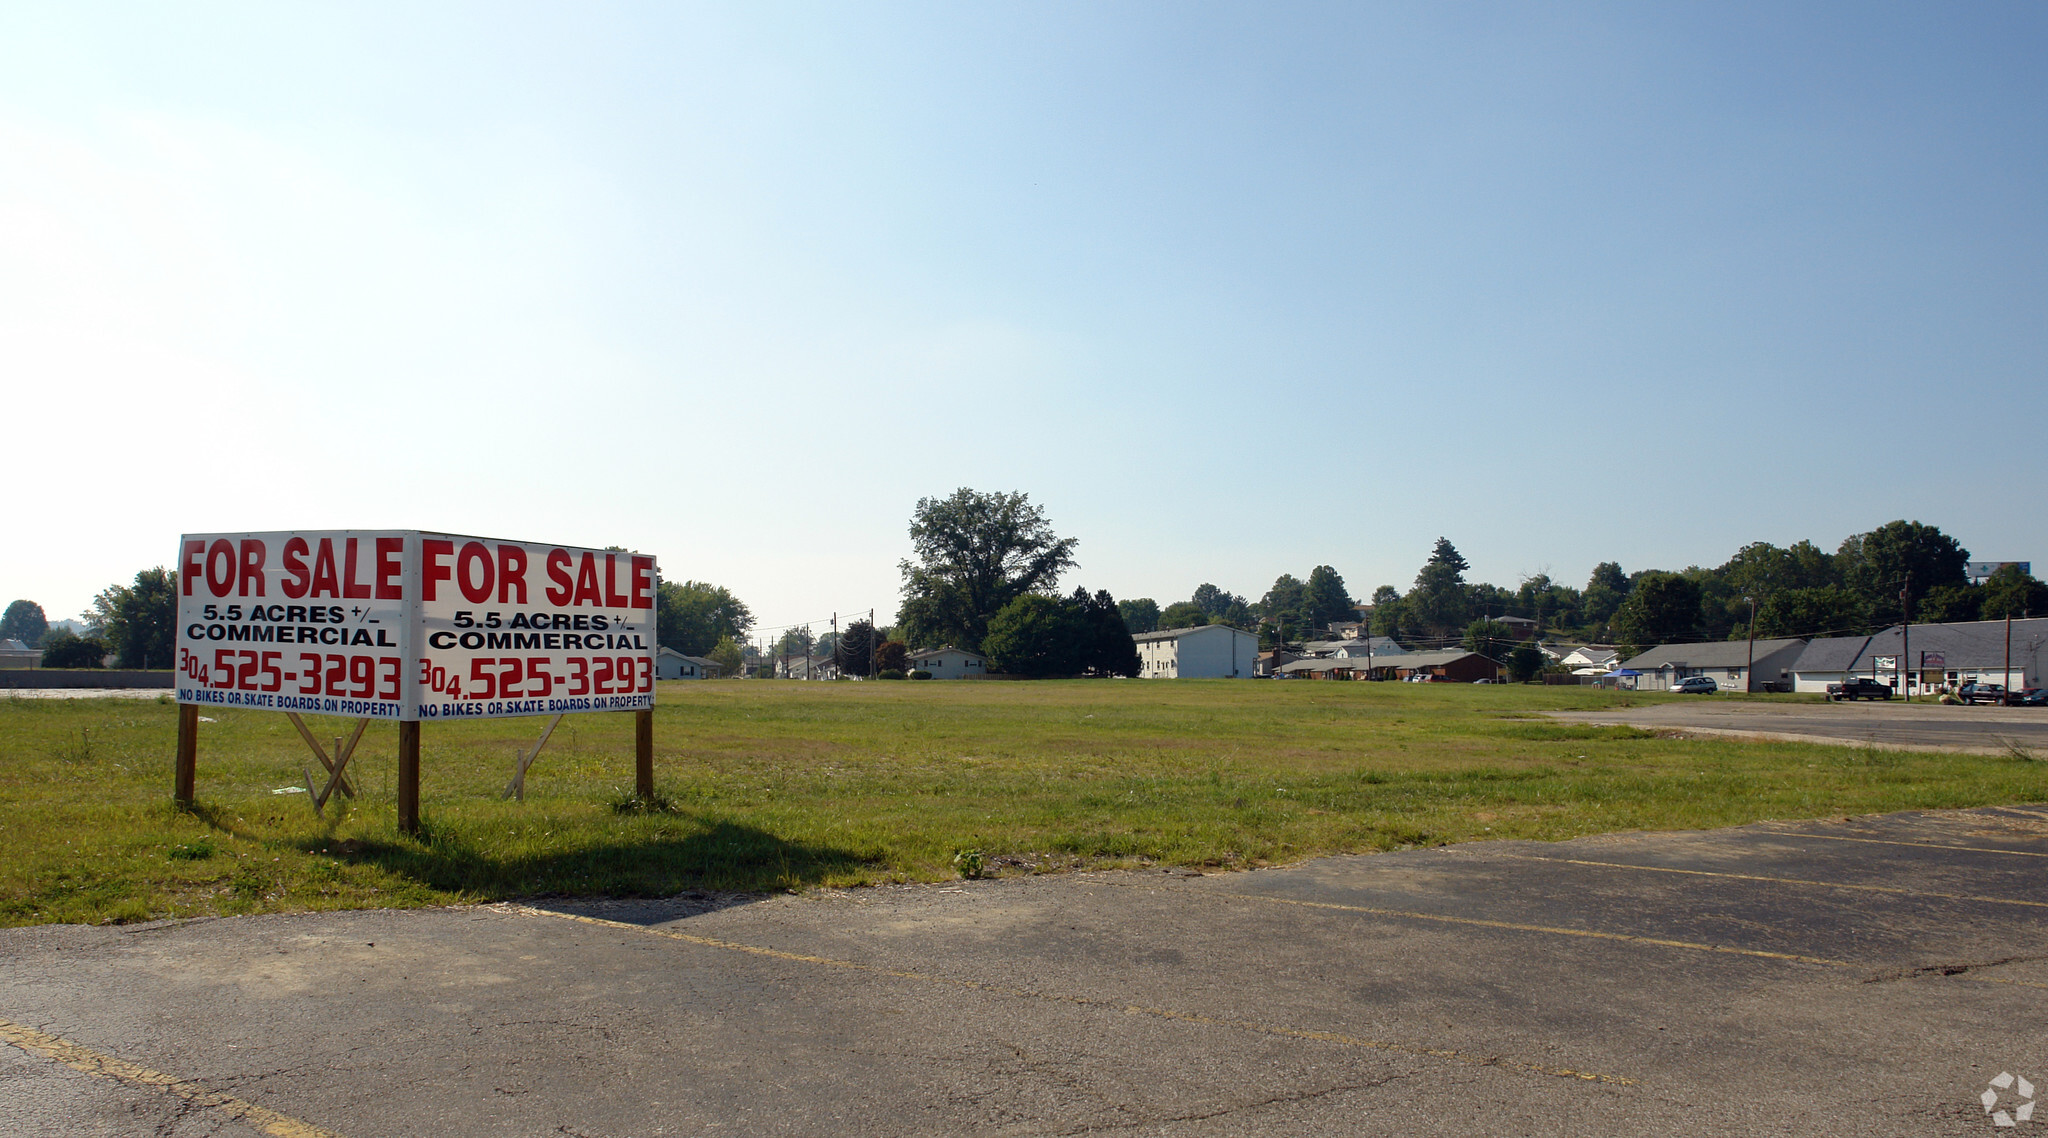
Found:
<box><xmin>40</xmin><ymin>631</ymin><xmax>107</xmax><ymax>668</ymax></box>
<box><xmin>909</xmin><ymin>669</ymin><xmax>932</xmax><ymax>680</ymax></box>
<box><xmin>876</xmin><ymin>669</ymin><xmax>907</xmax><ymax>681</ymax></box>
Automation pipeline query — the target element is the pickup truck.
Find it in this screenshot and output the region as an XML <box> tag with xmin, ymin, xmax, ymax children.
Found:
<box><xmin>1827</xmin><ymin>678</ymin><xmax>1894</xmax><ymax>701</ymax></box>
<box><xmin>1960</xmin><ymin>683</ymin><xmax>2009</xmax><ymax>706</ymax></box>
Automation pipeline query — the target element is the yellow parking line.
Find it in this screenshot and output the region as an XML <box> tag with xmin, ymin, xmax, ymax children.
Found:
<box><xmin>1755</xmin><ymin>830</ymin><xmax>2048</xmax><ymax>858</ymax></box>
<box><xmin>517</xmin><ymin>906</ymin><xmax>1634</xmax><ymax>1086</ymax></box>
<box><xmin>1234</xmin><ymin>894</ymin><xmax>1854</xmax><ymax>966</ymax></box>
<box><xmin>1501</xmin><ymin>854</ymin><xmax>2048</xmax><ymax>908</ymax></box>
<box><xmin>1227</xmin><ymin>892</ymin><xmax>2048</xmax><ymax>990</ymax></box>
<box><xmin>0</xmin><ymin>1018</ymin><xmax>343</xmax><ymax>1138</ymax></box>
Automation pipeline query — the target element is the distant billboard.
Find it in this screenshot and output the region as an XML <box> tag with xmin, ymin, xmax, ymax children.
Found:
<box><xmin>1966</xmin><ymin>561</ymin><xmax>2031</xmax><ymax>582</ymax></box>
<box><xmin>174</xmin><ymin>531</ymin><xmax>656</xmax><ymax>721</ymax></box>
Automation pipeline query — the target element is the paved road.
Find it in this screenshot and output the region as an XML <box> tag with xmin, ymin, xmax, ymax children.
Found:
<box><xmin>4</xmin><ymin>805</ymin><xmax>2047</xmax><ymax>1136</ymax></box>
<box><xmin>1548</xmin><ymin>699</ymin><xmax>2048</xmax><ymax>754</ymax></box>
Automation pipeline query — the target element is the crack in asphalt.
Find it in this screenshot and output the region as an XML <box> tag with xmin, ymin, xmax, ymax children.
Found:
<box><xmin>1051</xmin><ymin>1071</ymin><xmax>1417</xmax><ymax>1134</ymax></box>
<box><xmin>1864</xmin><ymin>955</ymin><xmax>2048</xmax><ymax>983</ymax></box>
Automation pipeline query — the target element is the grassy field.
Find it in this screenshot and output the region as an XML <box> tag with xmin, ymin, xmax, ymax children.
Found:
<box><xmin>3</xmin><ymin>679</ymin><xmax>2044</xmax><ymax>927</ymax></box>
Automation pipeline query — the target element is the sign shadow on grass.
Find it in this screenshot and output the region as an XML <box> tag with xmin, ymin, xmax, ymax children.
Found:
<box><xmin>308</xmin><ymin>817</ymin><xmax>872</xmax><ymax>912</ymax></box>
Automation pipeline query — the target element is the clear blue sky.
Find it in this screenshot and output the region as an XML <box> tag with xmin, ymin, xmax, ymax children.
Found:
<box><xmin>5</xmin><ymin>2</ymin><xmax>2044</xmax><ymax>635</ymax></box>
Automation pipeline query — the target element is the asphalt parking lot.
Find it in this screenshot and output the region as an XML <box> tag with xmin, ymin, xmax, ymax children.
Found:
<box><xmin>1548</xmin><ymin>698</ymin><xmax>2048</xmax><ymax>755</ymax></box>
<box><xmin>3</xmin><ymin>804</ymin><xmax>2046</xmax><ymax>1137</ymax></box>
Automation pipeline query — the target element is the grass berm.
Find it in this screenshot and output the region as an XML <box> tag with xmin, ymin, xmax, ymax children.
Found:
<box><xmin>4</xmin><ymin>679</ymin><xmax>2044</xmax><ymax>926</ymax></box>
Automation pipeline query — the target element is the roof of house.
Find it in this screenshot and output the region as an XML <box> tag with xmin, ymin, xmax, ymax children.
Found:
<box><xmin>1860</xmin><ymin>618</ymin><xmax>2048</xmax><ymax>670</ymax></box>
<box><xmin>910</xmin><ymin>646</ymin><xmax>980</xmax><ymax>658</ymax></box>
<box><xmin>1789</xmin><ymin>635</ymin><xmax>1874</xmax><ymax>673</ymax></box>
<box><xmin>0</xmin><ymin>639</ymin><xmax>35</xmax><ymax>653</ymax></box>
<box><xmin>1302</xmin><ymin>637</ymin><xmax>1409</xmax><ymax>656</ymax></box>
<box><xmin>1278</xmin><ymin>649</ymin><xmax>1489</xmax><ymax>674</ymax></box>
<box><xmin>1620</xmin><ymin>638</ymin><xmax>1806</xmax><ymax>670</ymax></box>
<box><xmin>1132</xmin><ymin>624</ymin><xmax>1255</xmax><ymax>644</ymax></box>
<box><xmin>1495</xmin><ymin>615</ymin><xmax>1538</xmax><ymax>626</ymax></box>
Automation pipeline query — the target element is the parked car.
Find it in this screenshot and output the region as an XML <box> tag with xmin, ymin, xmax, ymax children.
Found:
<box><xmin>1960</xmin><ymin>682</ymin><xmax>2010</xmax><ymax>706</ymax></box>
<box><xmin>1672</xmin><ymin>676</ymin><xmax>1718</xmax><ymax>694</ymax></box>
<box><xmin>2017</xmin><ymin>688</ymin><xmax>2047</xmax><ymax>707</ymax></box>
<box><xmin>1827</xmin><ymin>678</ymin><xmax>1894</xmax><ymax>701</ymax></box>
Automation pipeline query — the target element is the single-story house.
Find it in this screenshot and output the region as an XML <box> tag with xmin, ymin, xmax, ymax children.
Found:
<box><xmin>1362</xmin><ymin>649</ymin><xmax>1502</xmax><ymax>683</ymax></box>
<box><xmin>0</xmin><ymin>639</ymin><xmax>39</xmax><ymax>670</ymax></box>
<box><xmin>1133</xmin><ymin>624</ymin><xmax>1259</xmax><ymax>679</ymax></box>
<box><xmin>910</xmin><ymin>646</ymin><xmax>985</xmax><ymax>679</ymax></box>
<box><xmin>1301</xmin><ymin>637</ymin><xmax>1409</xmax><ymax>659</ymax></box>
<box><xmin>1618</xmin><ymin>638</ymin><xmax>1807</xmax><ymax>692</ymax></box>
<box><xmin>1787</xmin><ymin>636</ymin><xmax>1875</xmax><ymax>694</ymax></box>
<box><xmin>1854</xmin><ymin>618</ymin><xmax>2048</xmax><ymax>696</ymax></box>
<box><xmin>655</xmin><ymin>647</ymin><xmax>721</xmax><ymax>680</ymax></box>
<box><xmin>1557</xmin><ymin>645</ymin><xmax>1620</xmax><ymax>673</ymax></box>
<box><xmin>776</xmin><ymin>653</ymin><xmax>840</xmax><ymax>680</ymax></box>
<box><xmin>1494</xmin><ymin>615</ymin><xmax>1538</xmax><ymax>641</ymax></box>
<box><xmin>1256</xmin><ymin>648</ymin><xmax>1302</xmax><ymax>677</ymax></box>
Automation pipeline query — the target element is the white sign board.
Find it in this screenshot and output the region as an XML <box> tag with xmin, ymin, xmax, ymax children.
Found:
<box><xmin>175</xmin><ymin>531</ymin><xmax>656</xmax><ymax>721</ymax></box>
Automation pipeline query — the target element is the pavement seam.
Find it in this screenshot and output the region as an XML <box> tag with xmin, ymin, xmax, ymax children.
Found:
<box><xmin>511</xmin><ymin>905</ymin><xmax>1636</xmax><ymax>1087</ymax></box>
<box><xmin>1495</xmin><ymin>853</ymin><xmax>2048</xmax><ymax>908</ymax></box>
<box><xmin>0</xmin><ymin>1017</ymin><xmax>344</xmax><ymax>1138</ymax></box>
<box><xmin>1752</xmin><ymin>829</ymin><xmax>2048</xmax><ymax>858</ymax></box>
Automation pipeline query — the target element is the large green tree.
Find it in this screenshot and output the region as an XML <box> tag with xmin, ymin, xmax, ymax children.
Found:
<box><xmin>1611</xmin><ymin>571</ymin><xmax>1703</xmax><ymax>657</ymax></box>
<box><xmin>87</xmin><ymin>568</ymin><xmax>177</xmax><ymax>668</ymax></box>
<box><xmin>1581</xmin><ymin>562</ymin><xmax>1631</xmax><ymax>631</ymax></box>
<box><xmin>832</xmin><ymin>619</ymin><xmax>882</xmax><ymax>677</ymax></box>
<box><xmin>981</xmin><ymin>594</ymin><xmax>1084</xmax><ymax>677</ymax></box>
<box><xmin>1</xmin><ymin>600</ymin><xmax>47</xmax><ymax>647</ymax></box>
<box><xmin>1838</xmin><ymin>520</ymin><xmax>1969</xmax><ymax>625</ymax></box>
<box><xmin>40</xmin><ymin>630</ymin><xmax>107</xmax><ymax>668</ymax></box>
<box><xmin>1982</xmin><ymin>564</ymin><xmax>2048</xmax><ymax>620</ymax></box>
<box><xmin>897</xmin><ymin>489</ymin><xmax>1078</xmax><ymax>652</ymax></box>
<box><xmin>1754</xmin><ymin>585</ymin><xmax>1866</xmax><ymax>639</ymax></box>
<box><xmin>1074</xmin><ymin>588</ymin><xmax>1141</xmax><ymax>677</ymax></box>
<box><xmin>1158</xmin><ymin>601</ymin><xmax>1209</xmax><ymax>629</ymax></box>
<box><xmin>655</xmin><ymin>580</ymin><xmax>754</xmax><ymax>656</ymax></box>
<box><xmin>1259</xmin><ymin>574</ymin><xmax>1307</xmax><ymax>639</ymax></box>
<box><xmin>1302</xmin><ymin>565</ymin><xmax>1353</xmax><ymax>633</ymax></box>
<box><xmin>1405</xmin><ymin>538</ymin><xmax>1473</xmax><ymax>640</ymax></box>
<box><xmin>1117</xmin><ymin>598</ymin><xmax>1161</xmax><ymax>634</ymax></box>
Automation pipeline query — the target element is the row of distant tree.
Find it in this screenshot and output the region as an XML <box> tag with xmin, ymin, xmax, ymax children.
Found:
<box><xmin>1117</xmin><ymin>519</ymin><xmax>2047</xmax><ymax>661</ymax></box>
<box><xmin>14</xmin><ymin>510</ymin><xmax>2040</xmax><ymax>679</ymax></box>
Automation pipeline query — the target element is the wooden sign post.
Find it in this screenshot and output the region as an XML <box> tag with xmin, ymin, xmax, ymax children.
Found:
<box><xmin>170</xmin><ymin>529</ymin><xmax>661</xmax><ymax>836</ymax></box>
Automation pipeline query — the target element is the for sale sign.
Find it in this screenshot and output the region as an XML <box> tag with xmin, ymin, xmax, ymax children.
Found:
<box><xmin>174</xmin><ymin>531</ymin><xmax>656</xmax><ymax>721</ymax></box>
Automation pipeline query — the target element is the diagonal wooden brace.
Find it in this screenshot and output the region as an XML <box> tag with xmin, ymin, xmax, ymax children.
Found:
<box><xmin>285</xmin><ymin>713</ymin><xmax>361</xmax><ymax>799</ymax></box>
<box><xmin>503</xmin><ymin>714</ymin><xmax>565</xmax><ymax>801</ymax></box>
<box><xmin>310</xmin><ymin>726</ymin><xmax>364</xmax><ymax>815</ymax></box>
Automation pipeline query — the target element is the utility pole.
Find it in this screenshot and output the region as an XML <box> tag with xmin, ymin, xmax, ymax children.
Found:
<box><xmin>830</xmin><ymin>613</ymin><xmax>838</xmax><ymax>680</ymax></box>
<box><xmin>1744</xmin><ymin>595</ymin><xmax>1757</xmax><ymax>693</ymax></box>
<box><xmin>2006</xmin><ymin>610</ymin><xmax>2014</xmax><ymax>703</ymax></box>
<box><xmin>870</xmin><ymin>608</ymin><xmax>877</xmax><ymax>679</ymax></box>
<box><xmin>1900</xmin><ymin>572</ymin><xmax>1912</xmax><ymax>703</ymax></box>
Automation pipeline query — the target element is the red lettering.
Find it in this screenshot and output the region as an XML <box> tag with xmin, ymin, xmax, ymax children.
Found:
<box><xmin>205</xmin><ymin>539</ymin><xmax>236</xmax><ymax>598</ymax></box>
<box><xmin>603</xmin><ymin>554</ymin><xmax>629</xmax><ymax>607</ymax></box>
<box><xmin>310</xmin><ymin>539</ymin><xmax>341</xmax><ymax>598</ymax></box>
<box><xmin>573</xmin><ymin>552</ymin><xmax>603</xmax><ymax>607</ymax></box>
<box><xmin>496</xmin><ymin>544</ymin><xmax>528</xmax><ymax>604</ymax></box>
<box><xmin>181</xmin><ymin>540</ymin><xmax>205</xmax><ymax>596</ymax></box>
<box><xmin>281</xmin><ymin>537</ymin><xmax>311</xmax><ymax>599</ymax></box>
<box><xmin>544</xmin><ymin>549</ymin><xmax>574</xmax><ymax>605</ymax></box>
<box><xmin>376</xmin><ymin>537</ymin><xmax>404</xmax><ymax>600</ymax></box>
<box><xmin>422</xmin><ymin>539</ymin><xmax>455</xmax><ymax>601</ymax></box>
<box><xmin>238</xmin><ymin>539</ymin><xmax>267</xmax><ymax>597</ymax></box>
<box><xmin>630</xmin><ymin>556</ymin><xmax>655</xmax><ymax>609</ymax></box>
<box><xmin>342</xmin><ymin>538</ymin><xmax>372</xmax><ymax>599</ymax></box>
<box><xmin>457</xmin><ymin>541</ymin><xmax>494</xmax><ymax>604</ymax></box>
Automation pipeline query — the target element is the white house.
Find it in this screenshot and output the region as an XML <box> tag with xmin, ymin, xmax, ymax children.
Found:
<box><xmin>0</xmin><ymin>639</ymin><xmax>39</xmax><ymax>669</ymax></box>
<box><xmin>911</xmin><ymin>646</ymin><xmax>985</xmax><ymax>679</ymax></box>
<box><xmin>776</xmin><ymin>653</ymin><xmax>840</xmax><ymax>680</ymax></box>
<box><xmin>655</xmin><ymin>647</ymin><xmax>720</xmax><ymax>680</ymax></box>
<box><xmin>1557</xmin><ymin>645</ymin><xmax>1620</xmax><ymax>674</ymax></box>
<box><xmin>1133</xmin><ymin>624</ymin><xmax>1259</xmax><ymax>679</ymax></box>
<box><xmin>1618</xmin><ymin>638</ymin><xmax>1807</xmax><ymax>692</ymax></box>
